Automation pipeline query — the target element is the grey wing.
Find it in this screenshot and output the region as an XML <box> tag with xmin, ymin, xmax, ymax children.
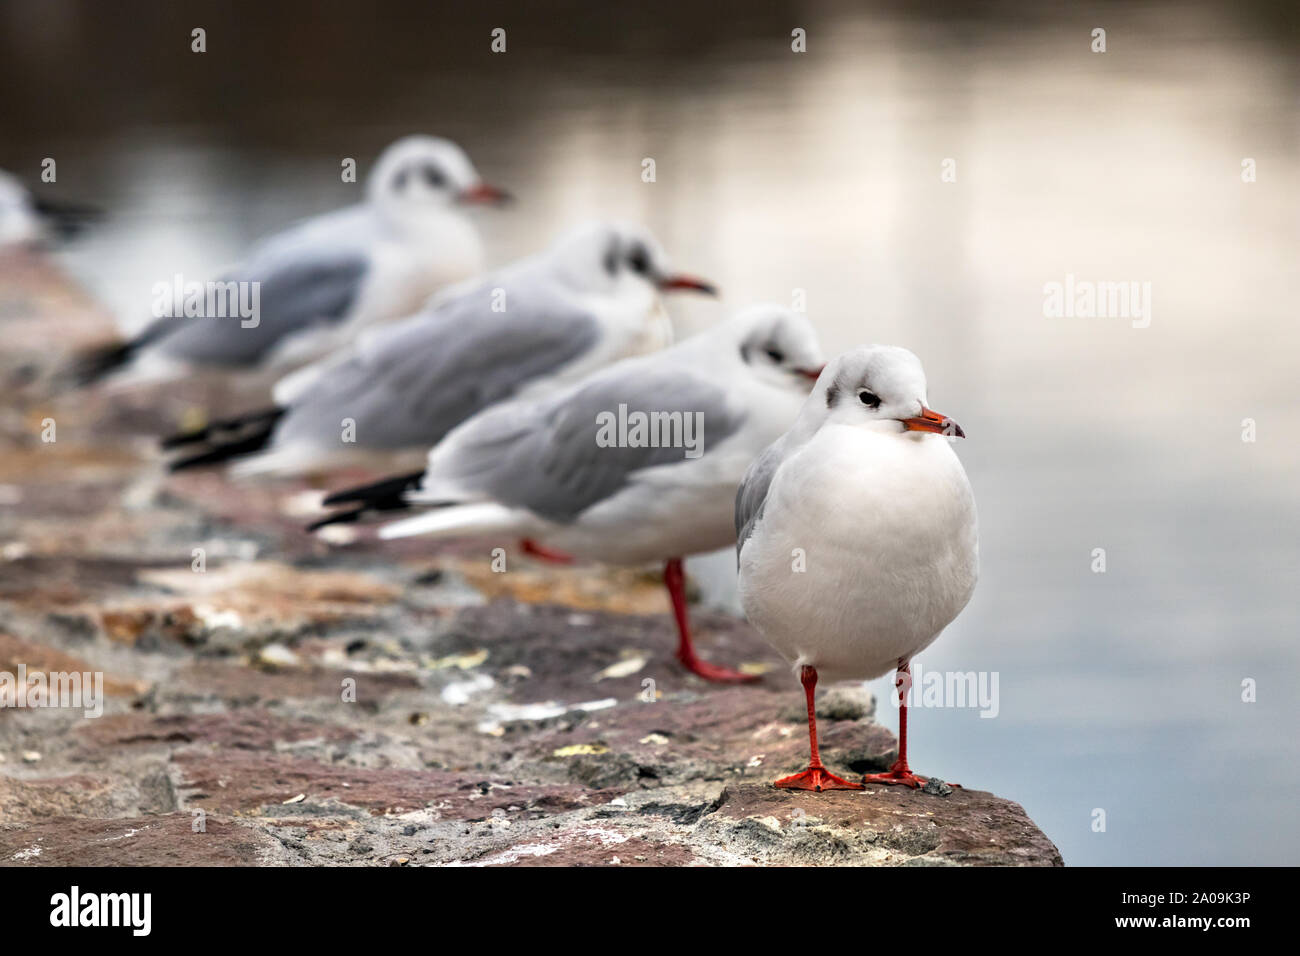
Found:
<box><xmin>735</xmin><ymin>439</ymin><xmax>785</xmax><ymax>561</ymax></box>
<box><xmin>431</xmin><ymin>364</ymin><xmax>747</xmax><ymax>522</ymax></box>
<box><xmin>276</xmin><ymin>283</ymin><xmax>602</xmax><ymax>451</ymax></box>
<box><xmin>147</xmin><ymin>253</ymin><xmax>369</xmax><ymax>367</ymax></box>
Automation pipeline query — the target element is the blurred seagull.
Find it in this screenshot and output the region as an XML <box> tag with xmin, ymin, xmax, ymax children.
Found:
<box><xmin>736</xmin><ymin>345</ymin><xmax>977</xmax><ymax>790</ymax></box>
<box><xmin>312</xmin><ymin>303</ymin><xmax>825</xmax><ymax>683</ymax></box>
<box><xmin>0</xmin><ymin>169</ymin><xmax>100</xmax><ymax>248</ymax></box>
<box><xmin>72</xmin><ymin>135</ymin><xmax>509</xmax><ymax>387</ymax></box>
<box><xmin>162</xmin><ymin>221</ymin><xmax>713</xmax><ymax>476</ymax></box>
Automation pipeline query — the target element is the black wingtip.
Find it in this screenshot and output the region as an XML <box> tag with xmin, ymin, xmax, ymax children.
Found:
<box><xmin>320</xmin><ymin>487</ymin><xmax>361</xmax><ymax>508</ymax></box>
<box><xmin>66</xmin><ymin>340</ymin><xmax>135</xmax><ymax>388</ymax></box>
<box><xmin>306</xmin><ymin>507</ymin><xmax>366</xmax><ymax>533</ymax></box>
<box><xmin>166</xmin><ymin>421</ymin><xmax>281</xmax><ymax>472</ymax></box>
<box><xmin>311</xmin><ymin>470</ymin><xmax>426</xmax><ymax>531</ymax></box>
<box><xmin>168</xmin><ymin>448</ymin><xmax>229</xmax><ymax>473</ymax></box>
<box><xmin>161</xmin><ymin>429</ymin><xmax>207</xmax><ymax>451</ymax></box>
<box><xmin>321</xmin><ymin>470</ymin><xmax>426</xmax><ymax>507</ymax></box>
<box><xmin>160</xmin><ymin>406</ymin><xmax>284</xmax><ymax>451</ymax></box>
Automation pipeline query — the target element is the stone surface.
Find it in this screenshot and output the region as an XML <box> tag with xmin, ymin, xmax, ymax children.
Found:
<box><xmin>0</xmin><ymin>260</ymin><xmax>1061</xmax><ymax>867</ymax></box>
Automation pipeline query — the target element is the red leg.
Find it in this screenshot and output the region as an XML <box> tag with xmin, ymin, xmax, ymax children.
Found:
<box><xmin>520</xmin><ymin>538</ymin><xmax>575</xmax><ymax>564</ymax></box>
<box><xmin>663</xmin><ymin>558</ymin><xmax>757</xmax><ymax>684</ymax></box>
<box><xmin>861</xmin><ymin>662</ymin><xmax>958</xmax><ymax>789</ymax></box>
<box><xmin>774</xmin><ymin>666</ymin><xmax>863</xmax><ymax>791</ymax></box>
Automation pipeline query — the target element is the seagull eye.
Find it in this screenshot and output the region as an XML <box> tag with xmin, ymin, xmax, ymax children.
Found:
<box><xmin>857</xmin><ymin>390</ymin><xmax>881</xmax><ymax>408</ymax></box>
<box><xmin>422</xmin><ymin>164</ymin><xmax>447</xmax><ymax>188</ymax></box>
<box><xmin>765</xmin><ymin>348</ymin><xmax>786</xmax><ymax>364</ymax></box>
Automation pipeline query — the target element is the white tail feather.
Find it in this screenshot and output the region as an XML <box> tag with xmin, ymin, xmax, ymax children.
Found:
<box><xmin>228</xmin><ymin>445</ymin><xmax>324</xmax><ymax>481</ymax></box>
<box><xmin>96</xmin><ymin>351</ymin><xmax>188</xmax><ymax>393</ymax></box>
<box><xmin>378</xmin><ymin>502</ymin><xmax>522</xmax><ymax>540</ymax></box>
<box><xmin>271</xmin><ymin>361</ymin><xmax>328</xmax><ymax>407</ymax></box>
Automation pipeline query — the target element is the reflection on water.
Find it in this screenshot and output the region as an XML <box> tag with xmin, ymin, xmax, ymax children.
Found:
<box><xmin>4</xmin><ymin>0</ymin><xmax>1298</xmax><ymax>864</ymax></box>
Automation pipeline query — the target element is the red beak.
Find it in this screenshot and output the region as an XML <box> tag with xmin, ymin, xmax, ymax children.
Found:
<box><xmin>458</xmin><ymin>183</ymin><xmax>513</xmax><ymax>205</ymax></box>
<box><xmin>901</xmin><ymin>406</ymin><xmax>965</xmax><ymax>438</ymax></box>
<box><xmin>796</xmin><ymin>365</ymin><xmax>825</xmax><ymax>381</ymax></box>
<box><xmin>657</xmin><ymin>274</ymin><xmax>718</xmax><ymax>296</ymax></box>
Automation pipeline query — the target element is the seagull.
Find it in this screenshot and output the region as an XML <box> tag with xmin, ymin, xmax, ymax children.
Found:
<box><xmin>0</xmin><ymin>168</ymin><xmax>100</xmax><ymax>249</ymax></box>
<box><xmin>735</xmin><ymin>345</ymin><xmax>977</xmax><ymax>789</ymax></box>
<box><xmin>311</xmin><ymin>303</ymin><xmax>825</xmax><ymax>683</ymax></box>
<box><xmin>71</xmin><ymin>135</ymin><xmax>509</xmax><ymax>386</ymax></box>
<box><xmin>161</xmin><ymin>220</ymin><xmax>715</xmax><ymax>477</ymax></box>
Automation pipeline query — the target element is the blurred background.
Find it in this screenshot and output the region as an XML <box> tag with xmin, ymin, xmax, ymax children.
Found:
<box><xmin>1</xmin><ymin>0</ymin><xmax>1297</xmax><ymax>865</ymax></box>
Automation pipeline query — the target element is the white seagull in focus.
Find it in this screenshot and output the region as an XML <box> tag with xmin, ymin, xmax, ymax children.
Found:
<box><xmin>72</xmin><ymin>135</ymin><xmax>509</xmax><ymax>386</ymax></box>
<box><xmin>162</xmin><ymin>221</ymin><xmax>713</xmax><ymax>476</ymax></box>
<box><xmin>736</xmin><ymin>345</ymin><xmax>977</xmax><ymax>790</ymax></box>
<box><xmin>312</xmin><ymin>303</ymin><xmax>825</xmax><ymax>683</ymax></box>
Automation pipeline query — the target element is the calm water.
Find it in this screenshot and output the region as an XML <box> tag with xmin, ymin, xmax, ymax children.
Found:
<box><xmin>3</xmin><ymin>0</ymin><xmax>1298</xmax><ymax>865</ymax></box>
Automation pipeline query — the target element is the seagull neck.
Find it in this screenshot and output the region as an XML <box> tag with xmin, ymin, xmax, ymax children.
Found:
<box><xmin>376</xmin><ymin>202</ymin><xmax>467</xmax><ymax>239</ymax></box>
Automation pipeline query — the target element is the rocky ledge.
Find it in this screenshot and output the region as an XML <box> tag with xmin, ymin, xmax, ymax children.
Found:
<box><xmin>0</xmin><ymin>255</ymin><xmax>1061</xmax><ymax>867</ymax></box>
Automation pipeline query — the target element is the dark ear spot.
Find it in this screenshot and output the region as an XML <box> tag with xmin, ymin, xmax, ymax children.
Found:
<box><xmin>626</xmin><ymin>243</ymin><xmax>650</xmax><ymax>274</ymax></box>
<box><xmin>825</xmin><ymin>383</ymin><xmax>840</xmax><ymax>408</ymax></box>
<box><xmin>739</xmin><ymin>342</ymin><xmax>752</xmax><ymax>364</ymax></box>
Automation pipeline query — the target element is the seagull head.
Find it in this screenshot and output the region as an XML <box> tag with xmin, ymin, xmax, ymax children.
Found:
<box><xmin>548</xmin><ymin>220</ymin><xmax>717</xmax><ymax>297</ymax></box>
<box><xmin>0</xmin><ymin>170</ymin><xmax>41</xmax><ymax>247</ymax></box>
<box><xmin>0</xmin><ymin>170</ymin><xmax>99</xmax><ymax>247</ymax></box>
<box><xmin>817</xmin><ymin>345</ymin><xmax>965</xmax><ymax>438</ymax></box>
<box><xmin>730</xmin><ymin>304</ymin><xmax>826</xmax><ymax>392</ymax></box>
<box><xmin>368</xmin><ymin>135</ymin><xmax>511</xmax><ymax>215</ymax></box>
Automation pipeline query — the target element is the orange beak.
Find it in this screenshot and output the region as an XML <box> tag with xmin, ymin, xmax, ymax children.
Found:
<box><xmin>902</xmin><ymin>406</ymin><xmax>965</xmax><ymax>438</ymax></box>
<box><xmin>657</xmin><ymin>274</ymin><xmax>718</xmax><ymax>296</ymax></box>
<box><xmin>458</xmin><ymin>183</ymin><xmax>513</xmax><ymax>205</ymax></box>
